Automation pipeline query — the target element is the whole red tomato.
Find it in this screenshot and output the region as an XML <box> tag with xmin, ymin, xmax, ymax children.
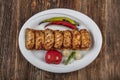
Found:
<box><xmin>45</xmin><ymin>50</ymin><xmax>62</xmax><ymax>64</ymax></box>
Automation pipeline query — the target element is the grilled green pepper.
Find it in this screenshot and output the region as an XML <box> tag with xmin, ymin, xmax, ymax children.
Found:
<box><xmin>40</xmin><ymin>17</ymin><xmax>79</xmax><ymax>26</ymax></box>
<box><xmin>65</xmin><ymin>51</ymin><xmax>76</xmax><ymax>65</ymax></box>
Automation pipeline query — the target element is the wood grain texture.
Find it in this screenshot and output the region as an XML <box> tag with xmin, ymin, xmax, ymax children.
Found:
<box><xmin>0</xmin><ymin>0</ymin><xmax>120</xmax><ymax>80</ymax></box>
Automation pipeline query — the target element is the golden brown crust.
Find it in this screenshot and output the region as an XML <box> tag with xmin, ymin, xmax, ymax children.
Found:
<box><xmin>63</xmin><ymin>30</ymin><xmax>72</xmax><ymax>49</ymax></box>
<box><xmin>72</xmin><ymin>29</ymin><xmax>81</xmax><ymax>49</ymax></box>
<box><xmin>80</xmin><ymin>29</ymin><xmax>91</xmax><ymax>49</ymax></box>
<box><xmin>43</xmin><ymin>29</ymin><xmax>54</xmax><ymax>50</ymax></box>
<box><xmin>25</xmin><ymin>28</ymin><xmax>91</xmax><ymax>50</ymax></box>
<box><xmin>35</xmin><ymin>30</ymin><xmax>44</xmax><ymax>50</ymax></box>
<box><xmin>54</xmin><ymin>30</ymin><xmax>63</xmax><ymax>49</ymax></box>
<box><xmin>25</xmin><ymin>28</ymin><xmax>35</xmax><ymax>49</ymax></box>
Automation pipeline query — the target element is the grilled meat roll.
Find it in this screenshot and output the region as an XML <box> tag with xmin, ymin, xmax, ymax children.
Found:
<box><xmin>80</xmin><ymin>29</ymin><xmax>91</xmax><ymax>50</ymax></box>
<box><xmin>25</xmin><ymin>28</ymin><xmax>35</xmax><ymax>49</ymax></box>
<box><xmin>54</xmin><ymin>30</ymin><xmax>63</xmax><ymax>49</ymax></box>
<box><xmin>63</xmin><ymin>30</ymin><xmax>72</xmax><ymax>49</ymax></box>
<box><xmin>43</xmin><ymin>29</ymin><xmax>54</xmax><ymax>50</ymax></box>
<box><xmin>35</xmin><ymin>30</ymin><xmax>44</xmax><ymax>50</ymax></box>
<box><xmin>25</xmin><ymin>28</ymin><xmax>91</xmax><ymax>50</ymax></box>
<box><xmin>72</xmin><ymin>29</ymin><xmax>81</xmax><ymax>49</ymax></box>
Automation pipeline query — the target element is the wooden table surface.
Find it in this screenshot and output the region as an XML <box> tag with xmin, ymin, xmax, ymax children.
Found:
<box><xmin>0</xmin><ymin>0</ymin><xmax>120</xmax><ymax>80</ymax></box>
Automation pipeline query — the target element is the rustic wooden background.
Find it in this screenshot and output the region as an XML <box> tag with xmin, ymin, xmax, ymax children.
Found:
<box><xmin>0</xmin><ymin>0</ymin><xmax>120</xmax><ymax>80</ymax></box>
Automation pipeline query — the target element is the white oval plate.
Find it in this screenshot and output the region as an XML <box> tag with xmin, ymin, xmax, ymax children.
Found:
<box><xmin>19</xmin><ymin>8</ymin><xmax>102</xmax><ymax>73</ymax></box>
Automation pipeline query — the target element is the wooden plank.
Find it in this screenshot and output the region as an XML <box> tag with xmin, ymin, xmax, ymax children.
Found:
<box><xmin>0</xmin><ymin>0</ymin><xmax>120</xmax><ymax>80</ymax></box>
<box><xmin>106</xmin><ymin>0</ymin><xmax>120</xmax><ymax>79</ymax></box>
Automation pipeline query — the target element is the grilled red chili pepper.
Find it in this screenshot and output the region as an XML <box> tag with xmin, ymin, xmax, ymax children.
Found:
<box><xmin>45</xmin><ymin>21</ymin><xmax>77</xmax><ymax>29</ymax></box>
